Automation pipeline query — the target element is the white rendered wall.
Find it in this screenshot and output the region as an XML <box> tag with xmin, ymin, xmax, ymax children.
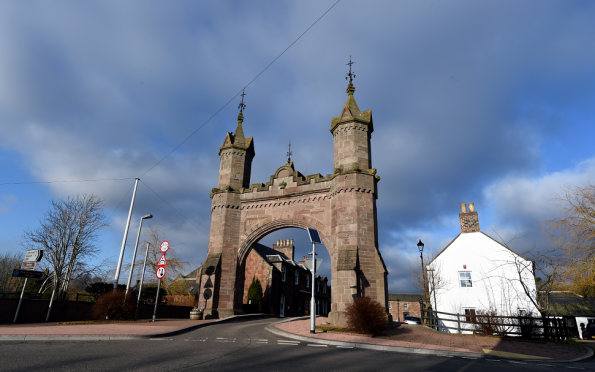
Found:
<box><xmin>428</xmin><ymin>232</ymin><xmax>539</xmax><ymax>333</ymax></box>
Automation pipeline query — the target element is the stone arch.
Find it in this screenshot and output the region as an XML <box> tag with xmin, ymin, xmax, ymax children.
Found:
<box><xmin>238</xmin><ymin>218</ymin><xmax>331</xmax><ymax>264</ymax></box>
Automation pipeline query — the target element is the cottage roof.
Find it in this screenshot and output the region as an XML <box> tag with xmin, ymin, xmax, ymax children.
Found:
<box><xmin>428</xmin><ymin>231</ymin><xmax>530</xmax><ymax>265</ymax></box>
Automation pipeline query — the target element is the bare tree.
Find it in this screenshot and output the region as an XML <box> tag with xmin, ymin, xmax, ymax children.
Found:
<box><xmin>127</xmin><ymin>219</ymin><xmax>189</xmax><ymax>287</ymax></box>
<box><xmin>21</xmin><ymin>194</ymin><xmax>108</xmax><ymax>320</ymax></box>
<box><xmin>543</xmin><ymin>182</ymin><xmax>595</xmax><ymax>298</ymax></box>
<box><xmin>0</xmin><ymin>252</ymin><xmax>23</xmax><ymax>293</ymax></box>
<box><xmin>409</xmin><ymin>252</ymin><xmax>450</xmax><ymax>311</ymax></box>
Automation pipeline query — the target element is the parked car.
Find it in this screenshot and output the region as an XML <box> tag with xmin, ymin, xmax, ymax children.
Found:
<box><xmin>583</xmin><ymin>323</ymin><xmax>595</xmax><ymax>340</ymax></box>
<box><xmin>403</xmin><ymin>316</ymin><xmax>421</xmax><ymax>325</ymax></box>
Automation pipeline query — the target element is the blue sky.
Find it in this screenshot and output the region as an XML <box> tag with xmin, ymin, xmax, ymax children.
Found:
<box><xmin>2</xmin><ymin>0</ymin><xmax>595</xmax><ymax>292</ymax></box>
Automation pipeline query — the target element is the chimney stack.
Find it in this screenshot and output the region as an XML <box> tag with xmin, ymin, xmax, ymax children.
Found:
<box><xmin>459</xmin><ymin>203</ymin><xmax>480</xmax><ymax>233</ymax></box>
<box><xmin>274</xmin><ymin>238</ymin><xmax>295</xmax><ymax>260</ymax></box>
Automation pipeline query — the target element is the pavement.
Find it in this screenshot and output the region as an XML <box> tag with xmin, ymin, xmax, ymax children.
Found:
<box><xmin>267</xmin><ymin>316</ymin><xmax>593</xmax><ymax>363</ymax></box>
<box><xmin>0</xmin><ymin>315</ymin><xmax>592</xmax><ymax>363</ymax></box>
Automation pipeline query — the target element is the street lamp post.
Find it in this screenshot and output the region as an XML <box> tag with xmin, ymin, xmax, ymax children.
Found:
<box><xmin>125</xmin><ymin>214</ymin><xmax>153</xmax><ymax>297</ymax></box>
<box><xmin>417</xmin><ymin>239</ymin><xmax>426</xmax><ymax>324</ymax></box>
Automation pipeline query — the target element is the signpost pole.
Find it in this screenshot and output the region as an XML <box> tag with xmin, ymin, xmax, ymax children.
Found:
<box><xmin>310</xmin><ymin>241</ymin><xmax>316</xmax><ymax>334</ymax></box>
<box><xmin>134</xmin><ymin>243</ymin><xmax>150</xmax><ymax>321</ymax></box>
<box><xmin>113</xmin><ymin>178</ymin><xmax>140</xmax><ymax>291</ymax></box>
<box><xmin>13</xmin><ymin>278</ymin><xmax>28</xmax><ymax>323</ymax></box>
<box><xmin>152</xmin><ymin>278</ymin><xmax>161</xmax><ymax>322</ymax></box>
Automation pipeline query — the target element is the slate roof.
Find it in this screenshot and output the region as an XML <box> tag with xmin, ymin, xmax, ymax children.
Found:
<box><xmin>388</xmin><ymin>293</ymin><xmax>424</xmax><ymax>302</ymax></box>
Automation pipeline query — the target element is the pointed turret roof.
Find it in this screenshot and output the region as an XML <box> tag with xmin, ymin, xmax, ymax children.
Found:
<box><xmin>219</xmin><ymin>111</ymin><xmax>254</xmax><ymax>156</ymax></box>
<box><xmin>330</xmin><ymin>83</ymin><xmax>373</xmax><ymax>133</ymax></box>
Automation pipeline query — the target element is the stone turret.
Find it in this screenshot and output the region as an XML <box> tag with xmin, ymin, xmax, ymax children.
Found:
<box><xmin>330</xmin><ymin>82</ymin><xmax>373</xmax><ymax>172</ymax></box>
<box><xmin>218</xmin><ymin>112</ymin><xmax>255</xmax><ymax>190</ymax></box>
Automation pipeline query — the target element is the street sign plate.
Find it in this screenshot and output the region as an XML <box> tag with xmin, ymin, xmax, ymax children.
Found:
<box><xmin>305</xmin><ymin>258</ymin><xmax>323</xmax><ymax>274</ymax></box>
<box><xmin>307</xmin><ymin>228</ymin><xmax>322</xmax><ymax>245</ymax></box>
<box><xmin>156</xmin><ymin>266</ymin><xmax>166</xmax><ymax>279</ymax></box>
<box><xmin>159</xmin><ymin>241</ymin><xmax>170</xmax><ymax>253</ymax></box>
<box><xmin>12</xmin><ymin>270</ymin><xmax>44</xmax><ymax>279</ymax></box>
<box><xmin>156</xmin><ymin>254</ymin><xmax>167</xmax><ymax>266</ymax></box>
<box><xmin>23</xmin><ymin>249</ymin><xmax>43</xmax><ymax>263</ymax></box>
<box><xmin>22</xmin><ymin>262</ymin><xmax>36</xmax><ymax>271</ymax></box>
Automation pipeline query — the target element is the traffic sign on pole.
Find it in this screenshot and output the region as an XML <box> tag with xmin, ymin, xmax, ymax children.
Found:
<box><xmin>159</xmin><ymin>241</ymin><xmax>169</xmax><ymax>253</ymax></box>
<box><xmin>156</xmin><ymin>266</ymin><xmax>166</xmax><ymax>279</ymax></box>
<box><xmin>156</xmin><ymin>254</ymin><xmax>168</xmax><ymax>266</ymax></box>
<box><xmin>22</xmin><ymin>262</ymin><xmax>36</xmax><ymax>271</ymax></box>
<box><xmin>23</xmin><ymin>249</ymin><xmax>43</xmax><ymax>263</ymax></box>
<box><xmin>12</xmin><ymin>270</ymin><xmax>44</xmax><ymax>279</ymax></box>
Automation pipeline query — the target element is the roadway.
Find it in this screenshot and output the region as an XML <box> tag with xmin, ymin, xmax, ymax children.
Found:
<box><xmin>0</xmin><ymin>317</ymin><xmax>593</xmax><ymax>371</ymax></box>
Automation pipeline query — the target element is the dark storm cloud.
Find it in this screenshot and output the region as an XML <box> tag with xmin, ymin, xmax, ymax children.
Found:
<box><xmin>1</xmin><ymin>1</ymin><xmax>595</xmax><ymax>291</ymax></box>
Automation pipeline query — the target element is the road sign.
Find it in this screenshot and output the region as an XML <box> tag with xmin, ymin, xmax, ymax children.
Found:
<box><xmin>22</xmin><ymin>262</ymin><xmax>36</xmax><ymax>271</ymax></box>
<box><xmin>307</xmin><ymin>228</ymin><xmax>322</xmax><ymax>244</ymax></box>
<box><xmin>305</xmin><ymin>258</ymin><xmax>323</xmax><ymax>274</ymax></box>
<box><xmin>159</xmin><ymin>241</ymin><xmax>170</xmax><ymax>253</ymax></box>
<box><xmin>23</xmin><ymin>249</ymin><xmax>43</xmax><ymax>263</ymax></box>
<box><xmin>12</xmin><ymin>270</ymin><xmax>44</xmax><ymax>279</ymax></box>
<box><xmin>156</xmin><ymin>254</ymin><xmax>167</xmax><ymax>266</ymax></box>
<box><xmin>156</xmin><ymin>266</ymin><xmax>166</xmax><ymax>279</ymax></box>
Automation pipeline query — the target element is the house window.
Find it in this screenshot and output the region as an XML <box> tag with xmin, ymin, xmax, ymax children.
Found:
<box><xmin>317</xmin><ymin>300</ymin><xmax>320</xmax><ymax>315</ymax></box>
<box><xmin>316</xmin><ymin>281</ymin><xmax>320</xmax><ymax>293</ymax></box>
<box><xmin>459</xmin><ymin>272</ymin><xmax>472</xmax><ymax>287</ymax></box>
<box><xmin>388</xmin><ymin>302</ymin><xmax>392</xmax><ymax>309</ymax></box>
<box><xmin>404</xmin><ymin>302</ymin><xmax>408</xmax><ymax>310</ymax></box>
<box><xmin>323</xmin><ymin>285</ymin><xmax>326</xmax><ymax>294</ymax></box>
<box><xmin>306</xmin><ymin>275</ymin><xmax>309</xmax><ymax>288</ymax></box>
<box><xmin>282</xmin><ymin>266</ymin><xmax>286</xmax><ymax>282</ymax></box>
<box><xmin>294</xmin><ymin>272</ymin><xmax>299</xmax><ymax>285</ymax></box>
<box><xmin>464</xmin><ymin>308</ymin><xmax>476</xmax><ymax>322</ymax></box>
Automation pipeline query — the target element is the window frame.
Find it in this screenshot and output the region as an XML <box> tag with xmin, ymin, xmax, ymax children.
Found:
<box><xmin>464</xmin><ymin>308</ymin><xmax>476</xmax><ymax>322</ymax></box>
<box><xmin>459</xmin><ymin>272</ymin><xmax>472</xmax><ymax>288</ymax></box>
<box><xmin>404</xmin><ymin>302</ymin><xmax>408</xmax><ymax>310</ymax></box>
<box><xmin>282</xmin><ymin>266</ymin><xmax>287</xmax><ymax>282</ymax></box>
<box><xmin>294</xmin><ymin>272</ymin><xmax>299</xmax><ymax>285</ymax></box>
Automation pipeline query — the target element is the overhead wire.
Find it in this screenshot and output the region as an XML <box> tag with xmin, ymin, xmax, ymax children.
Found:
<box><xmin>140</xmin><ymin>179</ymin><xmax>209</xmax><ymax>237</ymax></box>
<box><xmin>138</xmin><ymin>0</ymin><xmax>341</xmax><ymax>178</ymax></box>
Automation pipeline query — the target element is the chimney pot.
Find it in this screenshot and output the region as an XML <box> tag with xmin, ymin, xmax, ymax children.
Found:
<box><xmin>277</xmin><ymin>240</ymin><xmax>279</xmax><ymax>246</ymax></box>
<box><xmin>469</xmin><ymin>203</ymin><xmax>475</xmax><ymax>212</ymax></box>
<box><xmin>461</xmin><ymin>203</ymin><xmax>467</xmax><ymax>213</ymax></box>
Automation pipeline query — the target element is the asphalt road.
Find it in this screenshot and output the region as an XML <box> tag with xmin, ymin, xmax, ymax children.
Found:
<box><xmin>0</xmin><ymin>318</ymin><xmax>593</xmax><ymax>371</ymax></box>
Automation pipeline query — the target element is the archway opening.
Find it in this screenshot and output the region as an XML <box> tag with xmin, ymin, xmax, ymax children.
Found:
<box><xmin>241</xmin><ymin>227</ymin><xmax>332</xmax><ymax>318</ymax></box>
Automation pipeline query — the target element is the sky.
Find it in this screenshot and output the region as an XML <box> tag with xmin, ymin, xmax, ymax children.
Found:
<box><xmin>1</xmin><ymin>0</ymin><xmax>595</xmax><ymax>293</ymax></box>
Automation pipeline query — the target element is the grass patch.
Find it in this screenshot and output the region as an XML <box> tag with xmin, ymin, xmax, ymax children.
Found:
<box><xmin>315</xmin><ymin>326</ymin><xmax>347</xmax><ymax>332</ymax></box>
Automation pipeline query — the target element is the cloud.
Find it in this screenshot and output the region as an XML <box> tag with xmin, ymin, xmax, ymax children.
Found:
<box><xmin>1</xmin><ymin>1</ymin><xmax>595</xmax><ymax>292</ymax></box>
<box><xmin>0</xmin><ymin>194</ymin><xmax>17</xmax><ymax>214</ymax></box>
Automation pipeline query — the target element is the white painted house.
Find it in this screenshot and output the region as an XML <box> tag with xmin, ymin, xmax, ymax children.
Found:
<box><xmin>427</xmin><ymin>203</ymin><xmax>539</xmax><ymax>333</ymax></box>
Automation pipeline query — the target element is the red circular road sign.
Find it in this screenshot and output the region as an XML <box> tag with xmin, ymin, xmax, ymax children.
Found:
<box><xmin>159</xmin><ymin>241</ymin><xmax>170</xmax><ymax>253</ymax></box>
<box><xmin>156</xmin><ymin>266</ymin><xmax>166</xmax><ymax>279</ymax></box>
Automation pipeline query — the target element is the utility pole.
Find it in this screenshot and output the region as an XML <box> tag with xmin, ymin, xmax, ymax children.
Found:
<box><xmin>114</xmin><ymin>178</ymin><xmax>140</xmax><ymax>290</ymax></box>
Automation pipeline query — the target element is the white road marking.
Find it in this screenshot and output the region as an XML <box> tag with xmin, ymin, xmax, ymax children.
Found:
<box><xmin>255</xmin><ymin>339</ymin><xmax>268</xmax><ymax>342</ymax></box>
<box><xmin>336</xmin><ymin>346</ymin><xmax>353</xmax><ymax>348</ymax></box>
<box><xmin>508</xmin><ymin>361</ymin><xmax>526</xmax><ymax>364</ymax></box>
<box><xmin>149</xmin><ymin>338</ymin><xmax>173</xmax><ymax>340</ymax></box>
<box><xmin>216</xmin><ymin>338</ymin><xmax>228</xmax><ymax>340</ymax></box>
<box><xmin>192</xmin><ymin>340</ymin><xmax>206</xmax><ymax>342</ymax></box>
<box><xmin>307</xmin><ymin>344</ymin><xmax>328</xmax><ymax>347</ymax></box>
<box><xmin>256</xmin><ymin>341</ymin><xmax>268</xmax><ymax>344</ymax></box>
<box><xmin>278</xmin><ymin>340</ymin><xmax>299</xmax><ymax>343</ymax></box>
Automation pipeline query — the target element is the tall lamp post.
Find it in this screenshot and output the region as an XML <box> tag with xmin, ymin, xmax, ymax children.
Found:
<box><xmin>417</xmin><ymin>239</ymin><xmax>426</xmax><ymax>324</ymax></box>
<box><xmin>125</xmin><ymin>214</ymin><xmax>153</xmax><ymax>297</ymax></box>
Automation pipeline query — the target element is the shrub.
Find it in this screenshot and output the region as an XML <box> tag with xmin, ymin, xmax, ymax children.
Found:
<box><xmin>472</xmin><ymin>310</ymin><xmax>509</xmax><ymax>336</ymax></box>
<box><xmin>247</xmin><ymin>277</ymin><xmax>263</xmax><ymax>312</ymax></box>
<box><xmin>92</xmin><ymin>290</ymin><xmax>136</xmax><ymax>320</ymax></box>
<box><xmin>139</xmin><ymin>285</ymin><xmax>167</xmax><ymax>305</ymax></box>
<box><xmin>345</xmin><ymin>296</ymin><xmax>388</xmax><ymax>335</ymax></box>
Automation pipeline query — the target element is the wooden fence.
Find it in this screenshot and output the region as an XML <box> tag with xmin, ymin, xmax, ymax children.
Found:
<box><xmin>420</xmin><ymin>306</ymin><xmax>578</xmax><ymax>341</ymax></box>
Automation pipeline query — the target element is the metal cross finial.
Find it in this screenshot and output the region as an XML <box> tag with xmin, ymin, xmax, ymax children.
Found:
<box><xmin>287</xmin><ymin>141</ymin><xmax>293</xmax><ymax>163</ymax></box>
<box><xmin>346</xmin><ymin>56</ymin><xmax>356</xmax><ymax>83</ymax></box>
<box><xmin>238</xmin><ymin>88</ymin><xmax>246</xmax><ymax>113</ymax></box>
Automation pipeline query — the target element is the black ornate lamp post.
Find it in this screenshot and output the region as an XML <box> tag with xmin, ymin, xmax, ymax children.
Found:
<box><xmin>417</xmin><ymin>239</ymin><xmax>426</xmax><ymax>314</ymax></box>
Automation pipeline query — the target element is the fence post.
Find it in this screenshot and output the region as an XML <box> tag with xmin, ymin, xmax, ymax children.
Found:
<box><xmin>457</xmin><ymin>313</ymin><xmax>461</xmax><ymax>333</ymax></box>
